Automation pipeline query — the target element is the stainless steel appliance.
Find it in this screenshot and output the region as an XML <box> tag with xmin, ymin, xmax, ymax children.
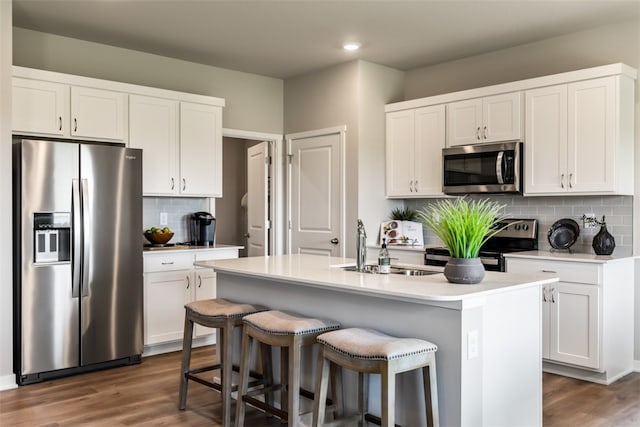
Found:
<box><xmin>13</xmin><ymin>138</ymin><xmax>143</xmax><ymax>385</ymax></box>
<box><xmin>189</xmin><ymin>211</ymin><xmax>216</xmax><ymax>246</ymax></box>
<box><xmin>442</xmin><ymin>141</ymin><xmax>523</xmax><ymax>194</ymax></box>
<box><xmin>425</xmin><ymin>218</ymin><xmax>538</xmax><ymax>272</ymax></box>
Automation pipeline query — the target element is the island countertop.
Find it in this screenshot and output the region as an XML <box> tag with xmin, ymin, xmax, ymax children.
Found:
<box><xmin>194</xmin><ymin>254</ymin><xmax>557</xmax><ymax>306</ymax></box>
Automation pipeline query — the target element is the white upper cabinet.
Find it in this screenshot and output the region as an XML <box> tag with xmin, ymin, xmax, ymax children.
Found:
<box><xmin>12</xmin><ymin>78</ymin><xmax>68</xmax><ymax>137</ymax></box>
<box><xmin>447</xmin><ymin>92</ymin><xmax>522</xmax><ymax>146</ymax></box>
<box><xmin>525</xmin><ymin>76</ymin><xmax>634</xmax><ymax>196</ymax></box>
<box><xmin>386</xmin><ymin>105</ymin><xmax>445</xmax><ymax>198</ymax></box>
<box><xmin>129</xmin><ymin>95</ymin><xmax>180</xmax><ymax>196</ymax></box>
<box><xmin>179</xmin><ymin>102</ymin><xmax>223</xmax><ymax>197</ymax></box>
<box><xmin>70</xmin><ymin>86</ymin><xmax>127</xmax><ymax>142</ymax></box>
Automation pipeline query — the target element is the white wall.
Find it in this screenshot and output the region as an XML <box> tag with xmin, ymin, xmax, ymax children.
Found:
<box><xmin>13</xmin><ymin>28</ymin><xmax>284</xmax><ymax>134</ymax></box>
<box><xmin>0</xmin><ymin>0</ymin><xmax>14</xmax><ymax>390</ymax></box>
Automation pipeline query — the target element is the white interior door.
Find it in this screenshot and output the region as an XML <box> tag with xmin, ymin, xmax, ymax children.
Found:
<box><xmin>287</xmin><ymin>128</ymin><xmax>344</xmax><ymax>257</ymax></box>
<box><xmin>247</xmin><ymin>141</ymin><xmax>269</xmax><ymax>256</ymax></box>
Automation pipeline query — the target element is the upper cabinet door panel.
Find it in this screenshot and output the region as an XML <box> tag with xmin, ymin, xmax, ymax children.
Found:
<box><xmin>414</xmin><ymin>105</ymin><xmax>446</xmax><ymax>196</ymax></box>
<box><xmin>71</xmin><ymin>86</ymin><xmax>127</xmax><ymax>142</ymax></box>
<box><xmin>568</xmin><ymin>77</ymin><xmax>615</xmax><ymax>193</ymax></box>
<box><xmin>129</xmin><ymin>95</ymin><xmax>179</xmax><ymax>196</ymax></box>
<box><xmin>12</xmin><ymin>78</ymin><xmax>68</xmax><ymax>137</ymax></box>
<box><xmin>483</xmin><ymin>92</ymin><xmax>522</xmax><ymax>142</ymax></box>
<box><xmin>385</xmin><ymin>110</ymin><xmax>414</xmax><ymax>197</ymax></box>
<box><xmin>524</xmin><ymin>85</ymin><xmax>568</xmax><ymax>195</ymax></box>
<box><xmin>447</xmin><ymin>98</ymin><xmax>482</xmax><ymax>146</ymax></box>
<box><xmin>179</xmin><ymin>102</ymin><xmax>222</xmax><ymax>197</ymax></box>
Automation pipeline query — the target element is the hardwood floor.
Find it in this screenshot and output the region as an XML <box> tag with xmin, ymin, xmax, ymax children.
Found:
<box><xmin>1</xmin><ymin>346</ymin><xmax>640</xmax><ymax>426</ymax></box>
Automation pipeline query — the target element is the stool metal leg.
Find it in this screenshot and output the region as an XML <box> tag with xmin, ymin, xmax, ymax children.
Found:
<box><xmin>288</xmin><ymin>338</ymin><xmax>303</xmax><ymax>427</ymax></box>
<box><xmin>178</xmin><ymin>315</ymin><xmax>194</xmax><ymax>410</ymax></box>
<box><xmin>312</xmin><ymin>346</ymin><xmax>330</xmax><ymax>427</ymax></box>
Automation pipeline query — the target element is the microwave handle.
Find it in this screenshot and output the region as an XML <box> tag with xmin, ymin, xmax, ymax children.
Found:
<box><xmin>496</xmin><ymin>151</ymin><xmax>505</xmax><ymax>184</ymax></box>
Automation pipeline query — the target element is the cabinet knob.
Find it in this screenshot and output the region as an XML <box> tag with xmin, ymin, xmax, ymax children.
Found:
<box><xmin>186</xmin><ymin>276</ymin><xmax>190</xmax><ymax>289</ymax></box>
<box><xmin>569</xmin><ymin>173</ymin><xmax>573</xmax><ymax>188</ymax></box>
<box><xmin>170</xmin><ymin>177</ymin><xmax>175</xmax><ymax>190</ymax></box>
<box><xmin>330</xmin><ymin>238</ymin><xmax>339</xmax><ymax>245</ymax></box>
<box><xmin>59</xmin><ymin>116</ymin><xmax>62</xmax><ymax>131</ymax></box>
<box><xmin>198</xmin><ymin>275</ymin><xmax>202</xmax><ymax>288</ymax></box>
<box><xmin>182</xmin><ymin>178</ymin><xmax>186</xmax><ymax>191</ymax></box>
<box><xmin>73</xmin><ymin>118</ymin><xmax>78</xmax><ymax>133</ymax></box>
<box><xmin>483</xmin><ymin>125</ymin><xmax>487</xmax><ymax>139</ymax></box>
<box><xmin>560</xmin><ymin>174</ymin><xmax>565</xmax><ymax>189</ymax></box>
<box><xmin>476</xmin><ymin>127</ymin><xmax>481</xmax><ymax>140</ymax></box>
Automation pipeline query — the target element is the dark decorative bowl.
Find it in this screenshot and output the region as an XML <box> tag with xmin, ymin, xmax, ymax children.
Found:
<box><xmin>548</xmin><ymin>219</ymin><xmax>580</xmax><ymax>250</ymax></box>
<box><xmin>144</xmin><ymin>231</ymin><xmax>174</xmax><ymax>245</ymax></box>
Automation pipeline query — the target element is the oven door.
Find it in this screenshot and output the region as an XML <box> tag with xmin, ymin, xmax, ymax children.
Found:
<box><xmin>443</xmin><ymin>141</ymin><xmax>522</xmax><ymax>194</ymax></box>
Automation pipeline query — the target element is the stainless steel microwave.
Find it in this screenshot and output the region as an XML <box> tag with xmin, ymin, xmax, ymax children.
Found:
<box><xmin>442</xmin><ymin>141</ymin><xmax>522</xmax><ymax>195</ymax></box>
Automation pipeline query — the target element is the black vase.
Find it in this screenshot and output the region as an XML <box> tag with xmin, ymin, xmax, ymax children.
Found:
<box><xmin>592</xmin><ymin>222</ymin><xmax>615</xmax><ymax>255</ymax></box>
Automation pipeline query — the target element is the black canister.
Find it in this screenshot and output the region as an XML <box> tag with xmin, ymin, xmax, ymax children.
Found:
<box><xmin>592</xmin><ymin>215</ymin><xmax>615</xmax><ymax>255</ymax></box>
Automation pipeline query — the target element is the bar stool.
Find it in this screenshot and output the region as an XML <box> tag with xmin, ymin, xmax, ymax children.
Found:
<box><xmin>313</xmin><ymin>327</ymin><xmax>439</xmax><ymax>427</ymax></box>
<box><xmin>178</xmin><ymin>298</ymin><xmax>267</xmax><ymax>427</ymax></box>
<box><xmin>235</xmin><ymin>310</ymin><xmax>341</xmax><ymax>427</ymax></box>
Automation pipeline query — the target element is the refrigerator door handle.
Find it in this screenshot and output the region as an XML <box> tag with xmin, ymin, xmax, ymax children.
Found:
<box><xmin>80</xmin><ymin>179</ymin><xmax>91</xmax><ymax>297</ymax></box>
<box><xmin>72</xmin><ymin>179</ymin><xmax>82</xmax><ymax>298</ymax></box>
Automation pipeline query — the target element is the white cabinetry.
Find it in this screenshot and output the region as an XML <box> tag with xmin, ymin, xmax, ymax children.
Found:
<box><xmin>143</xmin><ymin>248</ymin><xmax>239</xmax><ymax>353</ymax></box>
<box><xmin>525</xmin><ymin>76</ymin><xmax>634</xmax><ymax>195</ymax></box>
<box><xmin>129</xmin><ymin>97</ymin><xmax>222</xmax><ymax>197</ymax></box>
<box><xmin>12</xmin><ymin>77</ymin><xmax>127</xmax><ymax>142</ymax></box>
<box><xmin>447</xmin><ymin>92</ymin><xmax>522</xmax><ymax>146</ymax></box>
<box><xmin>179</xmin><ymin>102</ymin><xmax>223</xmax><ymax>197</ymax></box>
<box><xmin>385</xmin><ymin>105</ymin><xmax>445</xmax><ymax>197</ymax></box>
<box><xmin>12</xmin><ymin>78</ymin><xmax>67</xmax><ymax>136</ymax></box>
<box><xmin>505</xmin><ymin>255</ymin><xmax>633</xmax><ymax>384</ymax></box>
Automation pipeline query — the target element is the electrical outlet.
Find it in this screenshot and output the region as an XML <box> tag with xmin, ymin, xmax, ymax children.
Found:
<box><xmin>582</xmin><ymin>213</ymin><xmax>597</xmax><ymax>229</ymax></box>
<box><xmin>159</xmin><ymin>212</ymin><xmax>168</xmax><ymax>226</ymax></box>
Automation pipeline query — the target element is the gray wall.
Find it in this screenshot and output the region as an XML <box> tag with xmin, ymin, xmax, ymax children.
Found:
<box><xmin>284</xmin><ymin>60</ymin><xmax>405</xmax><ymax>256</ymax></box>
<box><xmin>13</xmin><ymin>27</ymin><xmax>284</xmax><ymax>134</ymax></box>
<box><xmin>0</xmin><ymin>1</ymin><xmax>13</xmax><ymax>389</ymax></box>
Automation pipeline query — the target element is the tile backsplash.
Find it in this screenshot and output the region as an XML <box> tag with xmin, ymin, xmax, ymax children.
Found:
<box><xmin>405</xmin><ymin>195</ymin><xmax>633</xmax><ymax>256</ymax></box>
<box><xmin>143</xmin><ymin>197</ymin><xmax>210</xmax><ymax>244</ymax></box>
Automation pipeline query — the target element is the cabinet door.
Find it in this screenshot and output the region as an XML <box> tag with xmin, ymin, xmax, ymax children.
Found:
<box><xmin>179</xmin><ymin>102</ymin><xmax>222</xmax><ymax>196</ymax></box>
<box><xmin>524</xmin><ymin>85</ymin><xmax>568</xmax><ymax>195</ymax></box>
<box><xmin>548</xmin><ymin>282</ymin><xmax>600</xmax><ymax>369</ymax></box>
<box><xmin>129</xmin><ymin>95</ymin><xmax>179</xmax><ymax>195</ymax></box>
<box><xmin>483</xmin><ymin>92</ymin><xmax>522</xmax><ymax>142</ymax></box>
<box><xmin>385</xmin><ymin>110</ymin><xmax>414</xmax><ymax>197</ymax></box>
<box><xmin>193</xmin><ymin>269</ymin><xmax>217</xmax><ymax>338</ymax></box>
<box><xmin>447</xmin><ymin>98</ymin><xmax>482</xmax><ymax>146</ymax></box>
<box><xmin>12</xmin><ymin>78</ymin><xmax>68</xmax><ymax>137</ymax></box>
<box><xmin>542</xmin><ymin>286</ymin><xmax>551</xmax><ymax>359</ymax></box>
<box><xmin>567</xmin><ymin>77</ymin><xmax>615</xmax><ymax>193</ymax></box>
<box><xmin>71</xmin><ymin>86</ymin><xmax>127</xmax><ymax>142</ymax></box>
<box><xmin>144</xmin><ymin>270</ymin><xmax>192</xmax><ymax>345</ymax></box>
<box><xmin>414</xmin><ymin>105</ymin><xmax>446</xmax><ymax>196</ymax></box>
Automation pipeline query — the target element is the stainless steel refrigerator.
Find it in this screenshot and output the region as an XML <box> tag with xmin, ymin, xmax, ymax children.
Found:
<box><xmin>13</xmin><ymin>138</ymin><xmax>143</xmax><ymax>385</ymax></box>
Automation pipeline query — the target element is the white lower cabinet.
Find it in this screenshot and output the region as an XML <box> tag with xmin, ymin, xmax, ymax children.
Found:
<box><xmin>143</xmin><ymin>248</ymin><xmax>239</xmax><ymax>352</ymax></box>
<box><xmin>506</xmin><ymin>256</ymin><xmax>633</xmax><ymax>384</ymax></box>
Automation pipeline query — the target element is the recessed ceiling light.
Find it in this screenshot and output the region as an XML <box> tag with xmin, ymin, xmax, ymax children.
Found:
<box><xmin>343</xmin><ymin>42</ymin><xmax>361</xmax><ymax>51</ymax></box>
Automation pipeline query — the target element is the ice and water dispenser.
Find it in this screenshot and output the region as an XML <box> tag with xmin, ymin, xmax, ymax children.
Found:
<box><xmin>33</xmin><ymin>213</ymin><xmax>71</xmax><ymax>264</ymax></box>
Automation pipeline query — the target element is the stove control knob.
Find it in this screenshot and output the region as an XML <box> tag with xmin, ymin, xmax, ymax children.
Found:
<box><xmin>522</xmin><ymin>224</ymin><xmax>529</xmax><ymax>231</ymax></box>
<box><xmin>514</xmin><ymin>224</ymin><xmax>521</xmax><ymax>230</ymax></box>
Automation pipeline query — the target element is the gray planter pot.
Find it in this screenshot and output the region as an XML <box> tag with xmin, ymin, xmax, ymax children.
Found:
<box><xmin>444</xmin><ymin>257</ymin><xmax>485</xmax><ymax>284</ymax></box>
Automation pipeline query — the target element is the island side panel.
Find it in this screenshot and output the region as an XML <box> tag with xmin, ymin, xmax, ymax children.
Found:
<box><xmin>481</xmin><ymin>286</ymin><xmax>542</xmax><ymax>426</ymax></box>
<box><xmin>216</xmin><ymin>271</ymin><xmax>464</xmax><ymax>427</ymax></box>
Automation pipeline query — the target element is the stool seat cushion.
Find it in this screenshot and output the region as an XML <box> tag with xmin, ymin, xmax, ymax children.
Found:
<box><xmin>244</xmin><ymin>310</ymin><xmax>340</xmax><ymax>336</ymax></box>
<box><xmin>317</xmin><ymin>328</ymin><xmax>437</xmax><ymax>361</ymax></box>
<box><xmin>185</xmin><ymin>298</ymin><xmax>266</xmax><ymax>319</ymax></box>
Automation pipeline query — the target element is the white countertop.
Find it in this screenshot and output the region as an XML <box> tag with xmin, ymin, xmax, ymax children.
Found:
<box><xmin>504</xmin><ymin>250</ymin><xmax>638</xmax><ymax>263</ymax></box>
<box><xmin>143</xmin><ymin>244</ymin><xmax>243</xmax><ymax>254</ymax></box>
<box><xmin>195</xmin><ymin>254</ymin><xmax>557</xmax><ymax>303</ymax></box>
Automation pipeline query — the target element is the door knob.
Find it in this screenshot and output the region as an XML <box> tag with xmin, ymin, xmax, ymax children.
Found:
<box><xmin>330</xmin><ymin>238</ymin><xmax>339</xmax><ymax>245</ymax></box>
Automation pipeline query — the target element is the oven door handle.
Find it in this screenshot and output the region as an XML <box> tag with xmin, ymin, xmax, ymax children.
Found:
<box><xmin>496</xmin><ymin>151</ymin><xmax>505</xmax><ymax>184</ymax></box>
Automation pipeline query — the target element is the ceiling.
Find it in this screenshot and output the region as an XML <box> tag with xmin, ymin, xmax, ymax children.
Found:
<box><xmin>12</xmin><ymin>0</ymin><xmax>640</xmax><ymax>80</ymax></box>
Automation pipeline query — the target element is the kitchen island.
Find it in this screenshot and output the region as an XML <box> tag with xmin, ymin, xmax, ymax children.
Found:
<box><xmin>195</xmin><ymin>254</ymin><xmax>558</xmax><ymax>427</ymax></box>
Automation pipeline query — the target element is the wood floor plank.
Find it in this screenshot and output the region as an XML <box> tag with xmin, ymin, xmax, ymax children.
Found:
<box><xmin>2</xmin><ymin>347</ymin><xmax>640</xmax><ymax>426</ymax></box>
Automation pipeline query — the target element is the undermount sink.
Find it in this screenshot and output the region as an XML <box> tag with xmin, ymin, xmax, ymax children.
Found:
<box><xmin>341</xmin><ymin>264</ymin><xmax>440</xmax><ymax>276</ymax></box>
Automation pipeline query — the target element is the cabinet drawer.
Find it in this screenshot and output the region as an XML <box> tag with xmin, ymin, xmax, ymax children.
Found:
<box><xmin>506</xmin><ymin>258</ymin><xmax>601</xmax><ymax>285</ymax></box>
<box><xmin>144</xmin><ymin>252</ymin><xmax>194</xmax><ymax>273</ymax></box>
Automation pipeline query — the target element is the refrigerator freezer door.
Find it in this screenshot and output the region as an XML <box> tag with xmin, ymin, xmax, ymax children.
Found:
<box><xmin>80</xmin><ymin>144</ymin><xmax>143</xmax><ymax>365</ymax></box>
<box><xmin>17</xmin><ymin>139</ymin><xmax>80</xmax><ymax>375</ymax></box>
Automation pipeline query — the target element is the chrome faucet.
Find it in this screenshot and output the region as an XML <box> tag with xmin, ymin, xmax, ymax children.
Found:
<box><xmin>356</xmin><ymin>219</ymin><xmax>367</xmax><ymax>271</ymax></box>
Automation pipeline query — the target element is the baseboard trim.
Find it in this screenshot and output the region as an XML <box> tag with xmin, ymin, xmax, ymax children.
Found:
<box><xmin>633</xmin><ymin>359</ymin><xmax>640</xmax><ymax>372</ymax></box>
<box><xmin>143</xmin><ymin>334</ymin><xmax>216</xmax><ymax>358</ymax></box>
<box><xmin>0</xmin><ymin>373</ymin><xmax>17</xmax><ymax>391</ymax></box>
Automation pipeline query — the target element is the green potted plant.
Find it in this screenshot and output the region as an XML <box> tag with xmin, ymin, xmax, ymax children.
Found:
<box><xmin>417</xmin><ymin>198</ymin><xmax>507</xmax><ymax>284</ymax></box>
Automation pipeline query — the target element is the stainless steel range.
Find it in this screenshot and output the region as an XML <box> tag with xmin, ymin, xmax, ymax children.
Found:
<box><xmin>424</xmin><ymin>218</ymin><xmax>538</xmax><ymax>272</ymax></box>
